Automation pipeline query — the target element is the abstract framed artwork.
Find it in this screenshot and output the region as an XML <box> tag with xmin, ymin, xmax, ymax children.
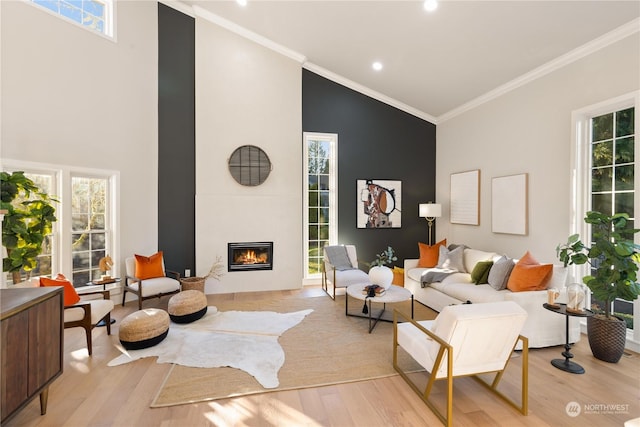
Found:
<box><xmin>357</xmin><ymin>179</ymin><xmax>402</xmax><ymax>228</ymax></box>
<box><xmin>450</xmin><ymin>169</ymin><xmax>480</xmax><ymax>225</ymax></box>
<box><xmin>492</xmin><ymin>173</ymin><xmax>528</xmax><ymax>235</ymax></box>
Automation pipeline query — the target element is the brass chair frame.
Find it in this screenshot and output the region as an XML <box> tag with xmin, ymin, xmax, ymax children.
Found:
<box><xmin>63</xmin><ymin>290</ymin><xmax>112</xmax><ymax>356</ymax></box>
<box><xmin>392</xmin><ymin>309</ymin><xmax>529</xmax><ymax>427</ymax></box>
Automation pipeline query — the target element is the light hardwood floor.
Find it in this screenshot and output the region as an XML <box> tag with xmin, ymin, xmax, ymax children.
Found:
<box><xmin>4</xmin><ymin>286</ymin><xmax>639</xmax><ymax>427</ymax></box>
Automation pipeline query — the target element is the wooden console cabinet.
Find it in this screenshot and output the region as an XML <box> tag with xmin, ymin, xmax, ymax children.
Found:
<box><xmin>1</xmin><ymin>287</ymin><xmax>64</xmax><ymax>424</ymax></box>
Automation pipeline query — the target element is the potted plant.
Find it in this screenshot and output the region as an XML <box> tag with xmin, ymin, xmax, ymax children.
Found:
<box><xmin>368</xmin><ymin>246</ymin><xmax>397</xmax><ymax>290</ymax></box>
<box><xmin>556</xmin><ymin>210</ymin><xmax>640</xmax><ymax>363</ymax></box>
<box><xmin>1</xmin><ymin>171</ymin><xmax>58</xmax><ymax>285</ymax></box>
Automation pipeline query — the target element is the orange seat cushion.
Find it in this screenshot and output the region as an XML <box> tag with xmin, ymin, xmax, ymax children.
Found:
<box><xmin>507</xmin><ymin>251</ymin><xmax>552</xmax><ymax>292</ymax></box>
<box><xmin>418</xmin><ymin>239</ymin><xmax>447</xmax><ymax>268</ymax></box>
<box><xmin>135</xmin><ymin>251</ymin><xmax>165</xmax><ymax>280</ymax></box>
<box><xmin>40</xmin><ymin>273</ymin><xmax>81</xmax><ymax>306</ymax></box>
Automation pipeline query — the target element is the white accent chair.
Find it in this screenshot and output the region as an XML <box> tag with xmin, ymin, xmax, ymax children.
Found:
<box><xmin>123</xmin><ymin>257</ymin><xmax>181</xmax><ymax>310</ymax></box>
<box><xmin>64</xmin><ymin>290</ymin><xmax>115</xmax><ymax>355</ymax></box>
<box><xmin>321</xmin><ymin>245</ymin><xmax>370</xmax><ymax>299</ymax></box>
<box><xmin>393</xmin><ymin>301</ymin><xmax>529</xmax><ymax>427</ymax></box>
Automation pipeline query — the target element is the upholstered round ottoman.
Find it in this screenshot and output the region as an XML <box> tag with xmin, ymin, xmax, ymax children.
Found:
<box><xmin>168</xmin><ymin>290</ymin><xmax>208</xmax><ymax>324</ymax></box>
<box><xmin>119</xmin><ymin>308</ymin><xmax>170</xmax><ymax>350</ymax></box>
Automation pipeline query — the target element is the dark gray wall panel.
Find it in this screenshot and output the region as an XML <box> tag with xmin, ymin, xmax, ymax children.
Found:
<box><xmin>302</xmin><ymin>69</ymin><xmax>437</xmax><ymax>266</ymax></box>
<box><xmin>158</xmin><ymin>3</ymin><xmax>195</xmax><ymax>275</ymax></box>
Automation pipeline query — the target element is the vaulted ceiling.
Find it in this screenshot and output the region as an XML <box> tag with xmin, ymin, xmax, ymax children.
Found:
<box><xmin>180</xmin><ymin>1</ymin><xmax>640</xmax><ymax>122</ymax></box>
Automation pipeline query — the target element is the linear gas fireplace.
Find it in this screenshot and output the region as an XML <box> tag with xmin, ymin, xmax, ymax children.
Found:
<box><xmin>228</xmin><ymin>242</ymin><xmax>273</xmax><ymax>272</ymax></box>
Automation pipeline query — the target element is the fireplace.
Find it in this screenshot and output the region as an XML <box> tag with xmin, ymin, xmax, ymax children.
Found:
<box><xmin>228</xmin><ymin>242</ymin><xmax>273</xmax><ymax>272</ymax></box>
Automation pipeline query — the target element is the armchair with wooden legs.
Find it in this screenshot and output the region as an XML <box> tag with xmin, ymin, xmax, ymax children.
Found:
<box><xmin>393</xmin><ymin>301</ymin><xmax>529</xmax><ymax>427</ymax></box>
<box><xmin>64</xmin><ymin>290</ymin><xmax>114</xmax><ymax>356</ymax></box>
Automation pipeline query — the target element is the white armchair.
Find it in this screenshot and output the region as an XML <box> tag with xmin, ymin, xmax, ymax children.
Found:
<box><xmin>393</xmin><ymin>301</ymin><xmax>529</xmax><ymax>427</ymax></box>
<box><xmin>64</xmin><ymin>290</ymin><xmax>115</xmax><ymax>355</ymax></box>
<box><xmin>321</xmin><ymin>245</ymin><xmax>370</xmax><ymax>299</ymax></box>
<box><xmin>123</xmin><ymin>256</ymin><xmax>181</xmax><ymax>310</ymax></box>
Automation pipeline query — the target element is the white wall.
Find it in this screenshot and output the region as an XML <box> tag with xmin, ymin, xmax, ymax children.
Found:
<box><xmin>1</xmin><ymin>1</ymin><xmax>159</xmax><ymax>277</ymax></box>
<box><xmin>194</xmin><ymin>18</ymin><xmax>303</xmax><ymax>293</ymax></box>
<box><xmin>436</xmin><ymin>33</ymin><xmax>640</xmax><ymax>264</ymax></box>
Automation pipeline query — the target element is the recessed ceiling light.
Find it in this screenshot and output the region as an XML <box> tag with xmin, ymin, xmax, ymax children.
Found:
<box><xmin>237</xmin><ymin>0</ymin><xmax>248</xmax><ymax>7</ymax></box>
<box><xmin>372</xmin><ymin>62</ymin><xmax>383</xmax><ymax>71</ymax></box>
<box><xmin>423</xmin><ymin>0</ymin><xmax>438</xmax><ymax>12</ymax></box>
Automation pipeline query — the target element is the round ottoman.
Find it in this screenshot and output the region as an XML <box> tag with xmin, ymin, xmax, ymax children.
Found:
<box><xmin>119</xmin><ymin>308</ymin><xmax>170</xmax><ymax>350</ymax></box>
<box><xmin>168</xmin><ymin>290</ymin><xmax>208</xmax><ymax>324</ymax></box>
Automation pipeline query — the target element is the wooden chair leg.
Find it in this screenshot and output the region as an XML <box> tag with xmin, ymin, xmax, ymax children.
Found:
<box><xmin>85</xmin><ymin>326</ymin><xmax>93</xmax><ymax>356</ymax></box>
<box><xmin>121</xmin><ymin>288</ymin><xmax>127</xmax><ymax>307</ymax></box>
<box><xmin>138</xmin><ymin>296</ymin><xmax>142</xmax><ymax>310</ymax></box>
<box><xmin>106</xmin><ymin>313</ymin><xmax>112</xmax><ymax>335</ymax></box>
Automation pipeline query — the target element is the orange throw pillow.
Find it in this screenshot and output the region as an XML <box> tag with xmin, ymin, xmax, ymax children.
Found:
<box><xmin>40</xmin><ymin>273</ymin><xmax>81</xmax><ymax>306</ymax></box>
<box><xmin>135</xmin><ymin>251</ymin><xmax>165</xmax><ymax>280</ymax></box>
<box><xmin>507</xmin><ymin>251</ymin><xmax>553</xmax><ymax>292</ymax></box>
<box><xmin>418</xmin><ymin>239</ymin><xmax>447</xmax><ymax>268</ymax></box>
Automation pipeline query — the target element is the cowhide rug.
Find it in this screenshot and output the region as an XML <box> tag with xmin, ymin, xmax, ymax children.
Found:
<box><xmin>108</xmin><ymin>307</ymin><xmax>313</xmax><ymax>388</ymax></box>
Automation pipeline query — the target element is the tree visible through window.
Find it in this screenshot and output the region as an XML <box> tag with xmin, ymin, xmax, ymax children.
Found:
<box><xmin>590</xmin><ymin>106</ymin><xmax>635</xmax><ymax>328</ymax></box>
<box><xmin>304</xmin><ymin>133</ymin><xmax>337</xmax><ymax>278</ymax></box>
<box><xmin>71</xmin><ymin>176</ymin><xmax>109</xmax><ymax>286</ymax></box>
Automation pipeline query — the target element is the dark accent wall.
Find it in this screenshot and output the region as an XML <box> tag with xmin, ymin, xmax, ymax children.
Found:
<box><xmin>302</xmin><ymin>69</ymin><xmax>437</xmax><ymax>265</ymax></box>
<box><xmin>158</xmin><ymin>3</ymin><xmax>195</xmax><ymax>275</ymax></box>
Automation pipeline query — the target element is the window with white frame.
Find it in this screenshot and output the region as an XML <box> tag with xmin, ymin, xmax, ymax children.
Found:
<box><xmin>303</xmin><ymin>133</ymin><xmax>338</xmax><ymax>279</ymax></box>
<box><xmin>29</xmin><ymin>0</ymin><xmax>114</xmax><ymax>38</ymax></box>
<box><xmin>1</xmin><ymin>170</ymin><xmax>57</xmax><ymax>284</ymax></box>
<box><xmin>71</xmin><ymin>175</ymin><xmax>112</xmax><ymax>287</ymax></box>
<box><xmin>572</xmin><ymin>91</ymin><xmax>639</xmax><ymax>340</ymax></box>
<box><xmin>2</xmin><ymin>162</ymin><xmax>118</xmax><ymax>288</ymax></box>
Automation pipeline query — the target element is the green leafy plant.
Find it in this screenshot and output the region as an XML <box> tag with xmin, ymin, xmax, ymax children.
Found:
<box><xmin>370</xmin><ymin>246</ymin><xmax>397</xmax><ymax>267</ymax></box>
<box><xmin>1</xmin><ymin>171</ymin><xmax>57</xmax><ymax>284</ymax></box>
<box><xmin>556</xmin><ymin>210</ymin><xmax>640</xmax><ymax>319</ymax></box>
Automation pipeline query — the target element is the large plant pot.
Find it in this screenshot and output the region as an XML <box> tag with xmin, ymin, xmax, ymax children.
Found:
<box><xmin>587</xmin><ymin>314</ymin><xmax>627</xmax><ymax>363</ymax></box>
<box><xmin>369</xmin><ymin>266</ymin><xmax>393</xmax><ymax>290</ymax></box>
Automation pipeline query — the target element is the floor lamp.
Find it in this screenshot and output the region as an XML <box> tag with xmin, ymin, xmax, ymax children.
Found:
<box><xmin>419</xmin><ymin>203</ymin><xmax>442</xmax><ymax>245</ymax></box>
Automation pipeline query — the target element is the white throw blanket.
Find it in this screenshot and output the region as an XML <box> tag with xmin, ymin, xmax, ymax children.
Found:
<box><xmin>108</xmin><ymin>307</ymin><xmax>313</xmax><ymax>388</ymax></box>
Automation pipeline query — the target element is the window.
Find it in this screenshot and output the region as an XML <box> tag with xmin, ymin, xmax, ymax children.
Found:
<box><xmin>29</xmin><ymin>0</ymin><xmax>114</xmax><ymax>38</ymax></box>
<box><xmin>590</xmin><ymin>106</ymin><xmax>636</xmax><ymax>330</ymax></box>
<box><xmin>572</xmin><ymin>91</ymin><xmax>639</xmax><ymax>343</ymax></box>
<box><xmin>2</xmin><ymin>170</ymin><xmax>57</xmax><ymax>284</ymax></box>
<box><xmin>71</xmin><ymin>175</ymin><xmax>111</xmax><ymax>287</ymax></box>
<box><xmin>303</xmin><ymin>133</ymin><xmax>337</xmax><ymax>279</ymax></box>
<box><xmin>2</xmin><ymin>161</ymin><xmax>118</xmax><ymax>288</ymax></box>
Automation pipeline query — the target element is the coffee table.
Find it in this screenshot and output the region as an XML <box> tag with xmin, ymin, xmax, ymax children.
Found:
<box><xmin>346</xmin><ymin>284</ymin><xmax>413</xmax><ymax>333</ymax></box>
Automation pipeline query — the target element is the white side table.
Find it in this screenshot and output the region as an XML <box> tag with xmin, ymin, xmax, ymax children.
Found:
<box><xmin>346</xmin><ymin>284</ymin><xmax>414</xmax><ymax>333</ymax></box>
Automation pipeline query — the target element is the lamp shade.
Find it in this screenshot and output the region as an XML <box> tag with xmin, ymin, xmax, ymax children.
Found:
<box><xmin>419</xmin><ymin>203</ymin><xmax>441</xmax><ymax>218</ymax></box>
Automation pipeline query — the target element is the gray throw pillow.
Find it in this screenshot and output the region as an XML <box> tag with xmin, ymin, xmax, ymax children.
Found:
<box><xmin>487</xmin><ymin>255</ymin><xmax>515</xmax><ymax>290</ymax></box>
<box><xmin>441</xmin><ymin>245</ymin><xmax>466</xmax><ymax>272</ymax></box>
<box><xmin>324</xmin><ymin>246</ymin><xmax>353</xmax><ymax>271</ymax></box>
<box><xmin>436</xmin><ymin>245</ymin><xmax>450</xmax><ymax>268</ymax></box>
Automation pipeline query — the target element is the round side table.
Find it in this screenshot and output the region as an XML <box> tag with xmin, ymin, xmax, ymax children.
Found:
<box><xmin>543</xmin><ymin>302</ymin><xmax>594</xmax><ymax>374</ymax></box>
<box><xmin>346</xmin><ymin>284</ymin><xmax>414</xmax><ymax>333</ymax></box>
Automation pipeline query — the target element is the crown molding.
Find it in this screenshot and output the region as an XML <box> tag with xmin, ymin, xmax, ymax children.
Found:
<box><xmin>438</xmin><ymin>17</ymin><xmax>640</xmax><ymax>123</ymax></box>
<box><xmin>303</xmin><ymin>62</ymin><xmax>438</xmax><ymax>124</ymax></box>
<box><xmin>192</xmin><ymin>5</ymin><xmax>307</xmax><ymax>64</ymax></box>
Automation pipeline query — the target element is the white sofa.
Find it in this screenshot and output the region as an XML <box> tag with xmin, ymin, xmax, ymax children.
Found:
<box><xmin>403</xmin><ymin>247</ymin><xmax>581</xmax><ymax>348</ymax></box>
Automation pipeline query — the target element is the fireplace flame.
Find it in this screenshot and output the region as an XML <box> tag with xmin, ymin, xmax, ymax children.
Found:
<box><xmin>235</xmin><ymin>249</ymin><xmax>267</xmax><ymax>265</ymax></box>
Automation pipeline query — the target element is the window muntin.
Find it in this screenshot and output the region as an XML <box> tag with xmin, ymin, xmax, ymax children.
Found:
<box><xmin>2</xmin><ymin>171</ymin><xmax>57</xmax><ymax>284</ymax></box>
<box><xmin>588</xmin><ymin>105</ymin><xmax>636</xmax><ymax>330</ymax></box>
<box><xmin>71</xmin><ymin>175</ymin><xmax>110</xmax><ymax>286</ymax></box>
<box><xmin>304</xmin><ymin>133</ymin><xmax>337</xmax><ymax>279</ymax></box>
<box><xmin>29</xmin><ymin>0</ymin><xmax>114</xmax><ymax>38</ymax></box>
